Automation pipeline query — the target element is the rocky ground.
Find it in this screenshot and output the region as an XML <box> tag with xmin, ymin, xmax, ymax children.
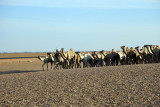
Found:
<box><xmin>0</xmin><ymin>57</ymin><xmax>160</xmax><ymax>106</ymax></box>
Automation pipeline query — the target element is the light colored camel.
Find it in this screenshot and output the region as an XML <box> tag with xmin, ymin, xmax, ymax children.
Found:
<box><xmin>78</xmin><ymin>52</ymin><xmax>94</xmax><ymax>68</ymax></box>
<box><xmin>38</xmin><ymin>53</ymin><xmax>54</xmax><ymax>71</ymax></box>
<box><xmin>62</xmin><ymin>48</ymin><xmax>77</xmax><ymax>69</ymax></box>
<box><xmin>98</xmin><ymin>50</ymin><xmax>107</xmax><ymax>67</ymax></box>
<box><xmin>143</xmin><ymin>45</ymin><xmax>155</xmax><ymax>63</ymax></box>
<box><xmin>118</xmin><ymin>51</ymin><xmax>126</xmax><ymax>65</ymax></box>
<box><xmin>149</xmin><ymin>45</ymin><xmax>160</xmax><ymax>63</ymax></box>
<box><xmin>55</xmin><ymin>48</ymin><xmax>79</xmax><ymax>69</ymax></box>
<box><xmin>142</xmin><ymin>45</ymin><xmax>153</xmax><ymax>63</ymax></box>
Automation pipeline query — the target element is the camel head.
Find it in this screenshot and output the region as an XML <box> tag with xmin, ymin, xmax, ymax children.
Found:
<box><xmin>144</xmin><ymin>45</ymin><xmax>148</xmax><ymax>48</ymax></box>
<box><xmin>61</xmin><ymin>48</ymin><xmax>64</xmax><ymax>53</ymax></box>
<box><xmin>47</xmin><ymin>53</ymin><xmax>52</xmax><ymax>56</ymax></box>
<box><xmin>130</xmin><ymin>47</ymin><xmax>134</xmax><ymax>51</ymax></box>
<box><xmin>56</xmin><ymin>49</ymin><xmax>59</xmax><ymax>53</ymax></box>
<box><xmin>120</xmin><ymin>46</ymin><xmax>125</xmax><ymax>49</ymax></box>
<box><xmin>121</xmin><ymin>46</ymin><xmax>128</xmax><ymax>55</ymax></box>
<box><xmin>140</xmin><ymin>49</ymin><xmax>143</xmax><ymax>51</ymax></box>
<box><xmin>37</xmin><ymin>56</ymin><xmax>43</xmax><ymax>61</ymax></box>
<box><xmin>156</xmin><ymin>45</ymin><xmax>160</xmax><ymax>49</ymax></box>
<box><xmin>135</xmin><ymin>46</ymin><xmax>139</xmax><ymax>50</ymax></box>
<box><xmin>100</xmin><ymin>50</ymin><xmax>105</xmax><ymax>54</ymax></box>
<box><xmin>93</xmin><ymin>51</ymin><xmax>97</xmax><ymax>54</ymax></box>
<box><xmin>126</xmin><ymin>47</ymin><xmax>129</xmax><ymax>51</ymax></box>
<box><xmin>152</xmin><ymin>45</ymin><xmax>156</xmax><ymax>48</ymax></box>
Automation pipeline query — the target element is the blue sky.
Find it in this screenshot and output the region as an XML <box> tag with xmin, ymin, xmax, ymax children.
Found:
<box><xmin>0</xmin><ymin>0</ymin><xmax>160</xmax><ymax>52</ymax></box>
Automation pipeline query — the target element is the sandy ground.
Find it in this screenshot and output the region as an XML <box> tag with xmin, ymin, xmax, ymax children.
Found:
<box><xmin>0</xmin><ymin>53</ymin><xmax>160</xmax><ymax>106</ymax></box>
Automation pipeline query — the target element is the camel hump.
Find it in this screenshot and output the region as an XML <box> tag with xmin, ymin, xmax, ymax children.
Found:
<box><xmin>121</xmin><ymin>45</ymin><xmax>125</xmax><ymax>47</ymax></box>
<box><xmin>67</xmin><ymin>48</ymin><xmax>75</xmax><ymax>59</ymax></box>
<box><xmin>112</xmin><ymin>49</ymin><xmax>117</xmax><ymax>53</ymax></box>
<box><xmin>70</xmin><ymin>48</ymin><xmax>73</xmax><ymax>51</ymax></box>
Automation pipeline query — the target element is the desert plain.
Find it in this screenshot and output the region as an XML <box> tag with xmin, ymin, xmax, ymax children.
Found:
<box><xmin>0</xmin><ymin>53</ymin><xmax>160</xmax><ymax>106</ymax></box>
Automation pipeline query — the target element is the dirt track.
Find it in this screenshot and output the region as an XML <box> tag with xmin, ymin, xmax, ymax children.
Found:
<box><xmin>0</xmin><ymin>53</ymin><xmax>160</xmax><ymax>106</ymax></box>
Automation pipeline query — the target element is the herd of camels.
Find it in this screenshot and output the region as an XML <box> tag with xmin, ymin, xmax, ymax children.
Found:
<box><xmin>38</xmin><ymin>45</ymin><xmax>160</xmax><ymax>71</ymax></box>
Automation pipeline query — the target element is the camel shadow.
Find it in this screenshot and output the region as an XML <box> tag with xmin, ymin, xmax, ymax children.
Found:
<box><xmin>0</xmin><ymin>70</ymin><xmax>43</xmax><ymax>75</ymax></box>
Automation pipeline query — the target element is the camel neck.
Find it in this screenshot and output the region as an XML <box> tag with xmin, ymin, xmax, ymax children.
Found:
<box><xmin>146</xmin><ymin>46</ymin><xmax>153</xmax><ymax>54</ymax></box>
<box><xmin>136</xmin><ymin>48</ymin><xmax>143</xmax><ymax>54</ymax></box>
<box><xmin>122</xmin><ymin>47</ymin><xmax>127</xmax><ymax>55</ymax></box>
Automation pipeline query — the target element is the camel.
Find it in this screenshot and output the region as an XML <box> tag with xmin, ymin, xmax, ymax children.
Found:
<box><xmin>135</xmin><ymin>46</ymin><xmax>143</xmax><ymax>55</ymax></box>
<box><xmin>121</xmin><ymin>46</ymin><xmax>131</xmax><ymax>64</ymax></box>
<box><xmin>76</xmin><ymin>52</ymin><xmax>85</xmax><ymax>68</ymax></box>
<box><xmin>66</xmin><ymin>48</ymin><xmax>79</xmax><ymax>69</ymax></box>
<box><xmin>38</xmin><ymin>53</ymin><xmax>54</xmax><ymax>71</ymax></box>
<box><xmin>78</xmin><ymin>52</ymin><xmax>94</xmax><ymax>68</ymax></box>
<box><xmin>92</xmin><ymin>51</ymin><xmax>100</xmax><ymax>67</ymax></box>
<box><xmin>121</xmin><ymin>46</ymin><xmax>140</xmax><ymax>64</ymax></box>
<box><xmin>135</xmin><ymin>46</ymin><xmax>145</xmax><ymax>64</ymax></box>
<box><xmin>75</xmin><ymin>52</ymin><xmax>83</xmax><ymax>68</ymax></box>
<box><xmin>56</xmin><ymin>48</ymin><xmax>80</xmax><ymax>69</ymax></box>
<box><xmin>118</xmin><ymin>51</ymin><xmax>126</xmax><ymax>65</ymax></box>
<box><xmin>54</xmin><ymin>49</ymin><xmax>69</xmax><ymax>69</ymax></box>
<box><xmin>130</xmin><ymin>47</ymin><xmax>141</xmax><ymax>63</ymax></box>
<box><xmin>104</xmin><ymin>49</ymin><xmax>120</xmax><ymax>66</ymax></box>
<box><xmin>98</xmin><ymin>50</ymin><xmax>107</xmax><ymax>67</ymax></box>
<box><xmin>143</xmin><ymin>45</ymin><xmax>155</xmax><ymax>63</ymax></box>
<box><xmin>141</xmin><ymin>45</ymin><xmax>152</xmax><ymax>63</ymax></box>
<box><xmin>149</xmin><ymin>45</ymin><xmax>160</xmax><ymax>63</ymax></box>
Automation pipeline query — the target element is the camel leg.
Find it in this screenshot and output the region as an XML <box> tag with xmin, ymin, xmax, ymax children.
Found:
<box><xmin>51</xmin><ymin>62</ymin><xmax>53</xmax><ymax>70</ymax></box>
<box><xmin>74</xmin><ymin>62</ymin><xmax>76</xmax><ymax>69</ymax></box>
<box><xmin>54</xmin><ymin>62</ymin><xmax>57</xmax><ymax>69</ymax></box>
<box><xmin>47</xmin><ymin>63</ymin><xmax>48</xmax><ymax>71</ymax></box>
<box><xmin>42</xmin><ymin>63</ymin><xmax>45</xmax><ymax>71</ymax></box>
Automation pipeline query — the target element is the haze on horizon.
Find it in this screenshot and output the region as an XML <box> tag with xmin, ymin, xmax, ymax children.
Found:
<box><xmin>0</xmin><ymin>0</ymin><xmax>160</xmax><ymax>53</ymax></box>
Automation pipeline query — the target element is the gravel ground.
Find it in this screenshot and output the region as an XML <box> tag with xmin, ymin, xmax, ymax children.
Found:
<box><xmin>0</xmin><ymin>63</ymin><xmax>160</xmax><ymax>106</ymax></box>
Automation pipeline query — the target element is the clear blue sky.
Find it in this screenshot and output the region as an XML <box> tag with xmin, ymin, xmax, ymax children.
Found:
<box><xmin>0</xmin><ymin>0</ymin><xmax>160</xmax><ymax>52</ymax></box>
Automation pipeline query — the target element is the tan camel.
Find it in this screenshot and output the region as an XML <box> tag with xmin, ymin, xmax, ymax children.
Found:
<box><xmin>135</xmin><ymin>46</ymin><xmax>145</xmax><ymax>64</ymax></box>
<box><xmin>135</xmin><ymin>46</ymin><xmax>143</xmax><ymax>54</ymax></box>
<box><xmin>121</xmin><ymin>46</ymin><xmax>131</xmax><ymax>64</ymax></box>
<box><xmin>121</xmin><ymin>46</ymin><xmax>129</xmax><ymax>55</ymax></box>
<box><xmin>60</xmin><ymin>48</ymin><xmax>80</xmax><ymax>69</ymax></box>
<box><xmin>130</xmin><ymin>47</ymin><xmax>141</xmax><ymax>64</ymax></box>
